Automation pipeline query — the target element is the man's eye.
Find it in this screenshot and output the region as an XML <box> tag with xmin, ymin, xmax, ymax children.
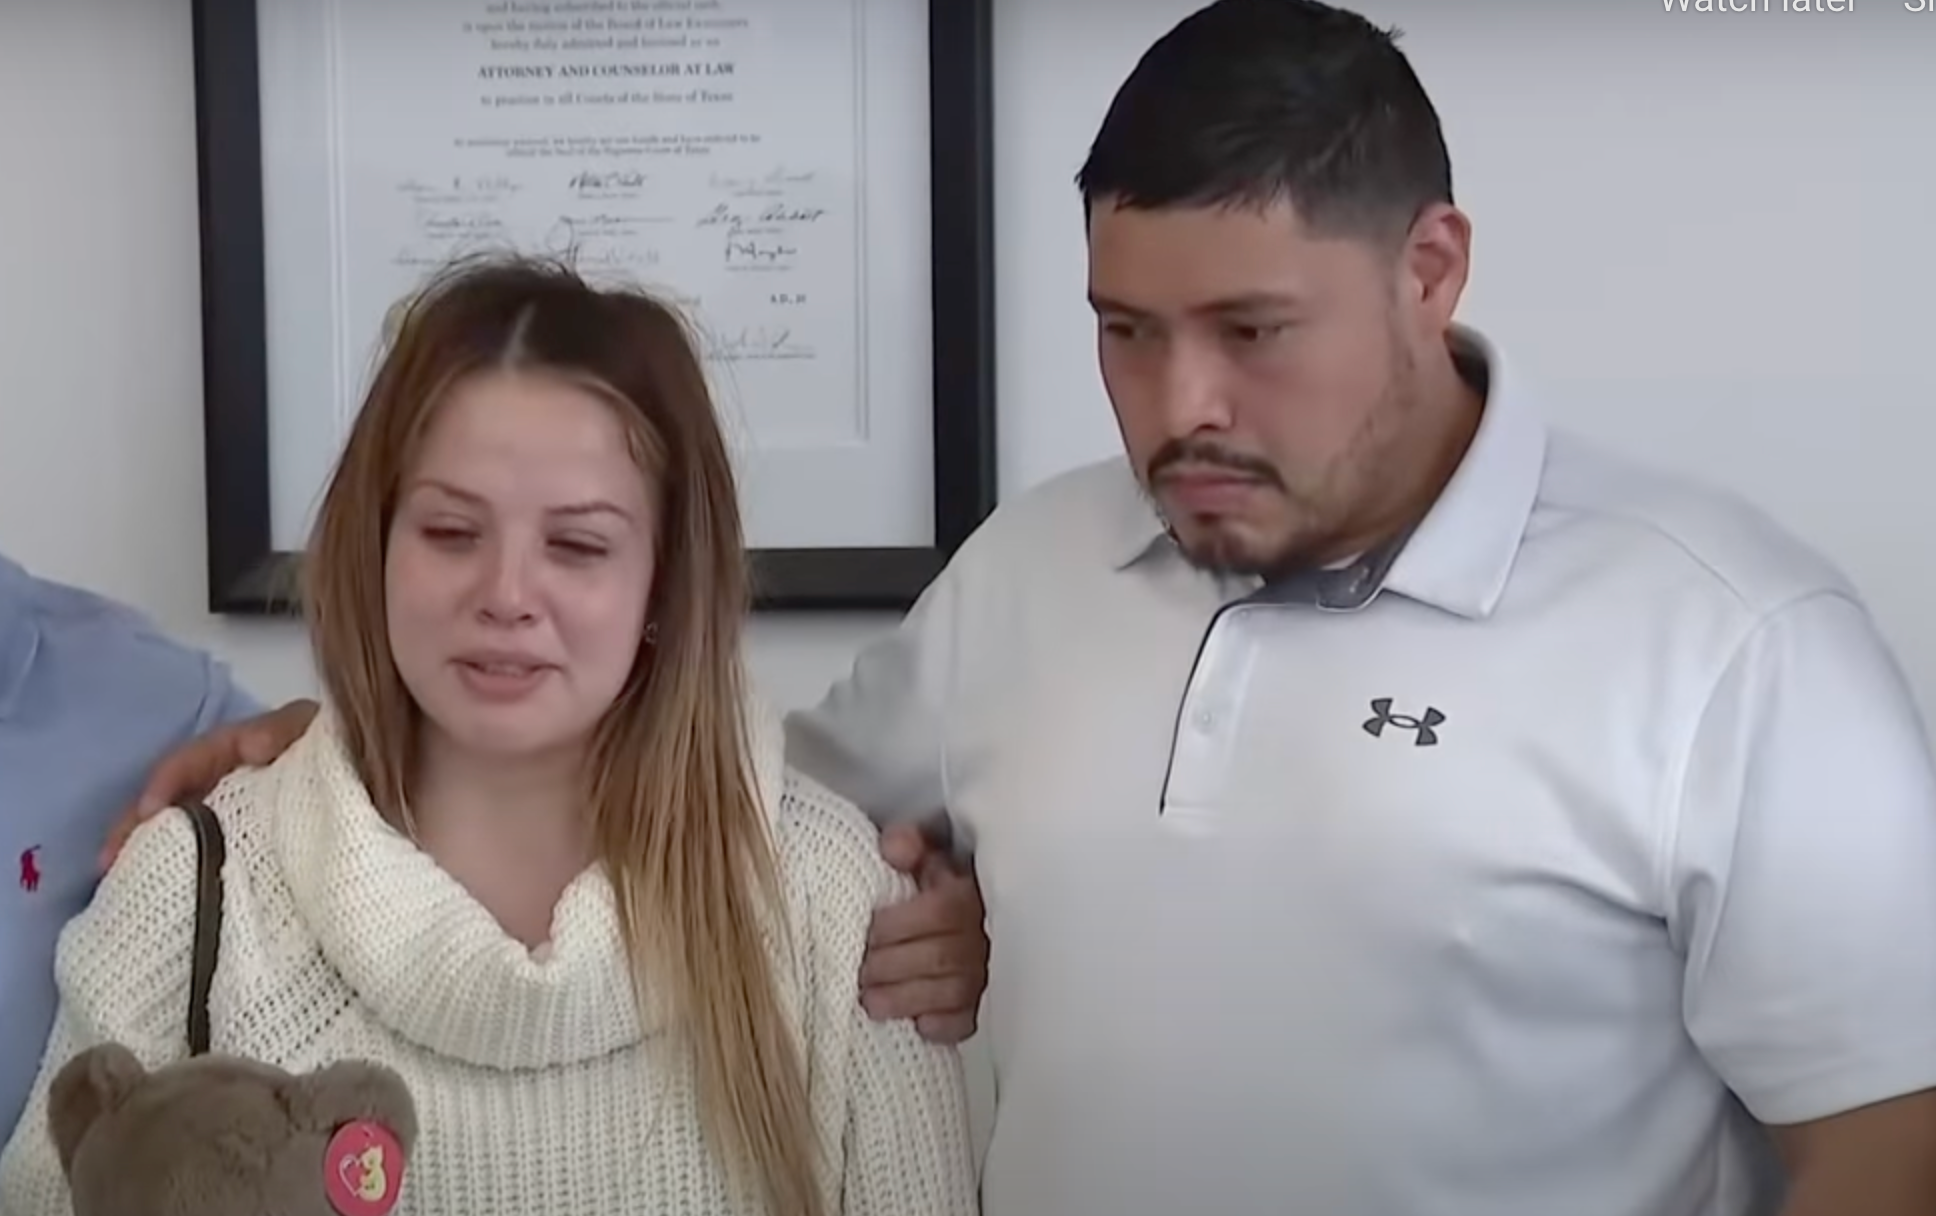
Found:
<box><xmin>1226</xmin><ymin>323</ymin><xmax>1288</xmax><ymax>343</ymax></box>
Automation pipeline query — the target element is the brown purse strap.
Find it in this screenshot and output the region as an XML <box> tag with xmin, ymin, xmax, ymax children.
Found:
<box><xmin>181</xmin><ymin>799</ymin><xmax>226</xmax><ymax>1056</ymax></box>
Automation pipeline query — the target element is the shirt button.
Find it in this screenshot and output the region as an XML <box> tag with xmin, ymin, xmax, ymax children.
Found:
<box><xmin>1193</xmin><ymin>709</ymin><xmax>1217</xmax><ymax>731</ymax></box>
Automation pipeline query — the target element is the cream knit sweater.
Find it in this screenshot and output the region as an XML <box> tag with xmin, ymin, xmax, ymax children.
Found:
<box><xmin>0</xmin><ymin>707</ymin><xmax>978</xmax><ymax>1215</ymax></box>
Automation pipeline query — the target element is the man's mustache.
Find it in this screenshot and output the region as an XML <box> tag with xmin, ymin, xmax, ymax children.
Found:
<box><xmin>1147</xmin><ymin>440</ymin><xmax>1282</xmax><ymax>488</ymax></box>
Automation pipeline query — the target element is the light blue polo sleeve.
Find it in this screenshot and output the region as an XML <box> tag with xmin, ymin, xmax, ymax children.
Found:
<box><xmin>0</xmin><ymin>582</ymin><xmax>262</xmax><ymax>1141</ymax></box>
<box><xmin>194</xmin><ymin>650</ymin><xmax>266</xmax><ymax>731</ymax></box>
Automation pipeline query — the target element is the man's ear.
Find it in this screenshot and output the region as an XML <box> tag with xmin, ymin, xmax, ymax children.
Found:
<box><xmin>287</xmin><ymin>1060</ymin><xmax>420</xmax><ymax>1151</ymax></box>
<box><xmin>48</xmin><ymin>1044</ymin><xmax>149</xmax><ymax>1176</ymax></box>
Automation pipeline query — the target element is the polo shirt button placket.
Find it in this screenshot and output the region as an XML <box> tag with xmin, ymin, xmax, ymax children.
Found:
<box><xmin>1159</xmin><ymin>607</ymin><xmax>1258</xmax><ymax>825</ymax></box>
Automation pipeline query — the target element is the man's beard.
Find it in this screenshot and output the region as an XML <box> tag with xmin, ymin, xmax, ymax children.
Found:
<box><xmin>1163</xmin><ymin>494</ymin><xmax>1338</xmax><ymax>579</ymax></box>
<box><xmin>1174</xmin><ymin>519</ymin><xmax>1317</xmax><ymax>578</ymax></box>
<box><xmin>1148</xmin><ymin>395</ymin><xmax>1412</xmax><ymax>580</ymax></box>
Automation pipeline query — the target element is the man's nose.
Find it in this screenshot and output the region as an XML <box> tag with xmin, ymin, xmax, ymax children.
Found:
<box><xmin>1155</xmin><ymin>344</ymin><xmax>1235</xmax><ymax>436</ymax></box>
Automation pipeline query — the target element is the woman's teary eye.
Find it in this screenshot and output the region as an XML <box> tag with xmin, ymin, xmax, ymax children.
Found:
<box><xmin>420</xmin><ymin>525</ymin><xmax>477</xmax><ymax>547</ymax></box>
<box><xmin>551</xmin><ymin>537</ymin><xmax>609</xmax><ymax>560</ymax></box>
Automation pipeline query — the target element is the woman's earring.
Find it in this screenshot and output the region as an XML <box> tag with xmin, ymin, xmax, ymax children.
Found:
<box><xmin>643</xmin><ymin>621</ymin><xmax>659</xmax><ymax>646</ymax></box>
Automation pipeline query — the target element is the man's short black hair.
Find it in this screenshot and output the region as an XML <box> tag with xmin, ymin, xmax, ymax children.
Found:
<box><xmin>1076</xmin><ymin>0</ymin><xmax>1453</xmax><ymax>244</ymax></box>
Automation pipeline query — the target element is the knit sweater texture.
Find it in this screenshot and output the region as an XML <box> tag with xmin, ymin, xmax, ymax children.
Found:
<box><xmin>0</xmin><ymin>707</ymin><xmax>978</xmax><ymax>1215</ymax></box>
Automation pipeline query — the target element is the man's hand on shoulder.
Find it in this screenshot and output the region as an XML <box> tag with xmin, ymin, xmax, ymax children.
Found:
<box><xmin>859</xmin><ymin>822</ymin><xmax>989</xmax><ymax>1046</ymax></box>
<box><xmin>98</xmin><ymin>699</ymin><xmax>320</xmax><ymax>872</ymax></box>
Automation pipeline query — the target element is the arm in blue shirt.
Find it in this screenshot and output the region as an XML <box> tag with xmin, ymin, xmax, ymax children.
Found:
<box><xmin>0</xmin><ymin>558</ymin><xmax>261</xmax><ymax>1139</ymax></box>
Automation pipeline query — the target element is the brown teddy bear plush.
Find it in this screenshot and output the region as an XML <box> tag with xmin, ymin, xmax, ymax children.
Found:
<box><xmin>47</xmin><ymin>1043</ymin><xmax>419</xmax><ymax>1216</ymax></box>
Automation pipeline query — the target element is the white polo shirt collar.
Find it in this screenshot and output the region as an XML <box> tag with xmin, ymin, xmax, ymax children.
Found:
<box><xmin>1107</xmin><ymin>325</ymin><xmax>1546</xmax><ymax>620</ymax></box>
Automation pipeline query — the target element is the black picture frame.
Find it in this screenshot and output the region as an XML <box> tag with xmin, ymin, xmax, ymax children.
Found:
<box><xmin>190</xmin><ymin>0</ymin><xmax>997</xmax><ymax>615</ymax></box>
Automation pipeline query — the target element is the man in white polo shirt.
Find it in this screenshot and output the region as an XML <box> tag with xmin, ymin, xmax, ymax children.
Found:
<box><xmin>121</xmin><ymin>1</ymin><xmax>1936</xmax><ymax>1212</ymax></box>
<box><xmin>794</xmin><ymin>2</ymin><xmax>1936</xmax><ymax>1212</ymax></box>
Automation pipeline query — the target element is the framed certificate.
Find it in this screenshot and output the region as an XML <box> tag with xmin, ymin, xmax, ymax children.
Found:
<box><xmin>190</xmin><ymin>0</ymin><xmax>996</xmax><ymax>613</ymax></box>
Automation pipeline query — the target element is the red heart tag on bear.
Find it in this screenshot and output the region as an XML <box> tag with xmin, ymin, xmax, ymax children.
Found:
<box><xmin>323</xmin><ymin>1120</ymin><xmax>405</xmax><ymax>1216</ymax></box>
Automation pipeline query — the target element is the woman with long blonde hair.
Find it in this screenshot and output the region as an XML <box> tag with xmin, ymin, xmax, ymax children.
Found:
<box><xmin>0</xmin><ymin>254</ymin><xmax>977</xmax><ymax>1215</ymax></box>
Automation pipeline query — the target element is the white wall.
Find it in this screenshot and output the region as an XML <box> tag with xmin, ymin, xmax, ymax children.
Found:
<box><xmin>2</xmin><ymin>0</ymin><xmax>1930</xmax><ymax>713</ymax></box>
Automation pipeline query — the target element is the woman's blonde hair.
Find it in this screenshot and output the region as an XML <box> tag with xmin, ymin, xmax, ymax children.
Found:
<box><xmin>304</xmin><ymin>253</ymin><xmax>824</xmax><ymax>1215</ymax></box>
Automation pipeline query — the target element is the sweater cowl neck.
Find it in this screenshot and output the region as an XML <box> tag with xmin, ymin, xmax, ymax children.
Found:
<box><xmin>262</xmin><ymin>699</ymin><xmax>789</xmax><ymax>1071</ymax></box>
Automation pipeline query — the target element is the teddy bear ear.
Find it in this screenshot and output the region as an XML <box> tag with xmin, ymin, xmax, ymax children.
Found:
<box><xmin>47</xmin><ymin>1044</ymin><xmax>149</xmax><ymax>1177</ymax></box>
<box><xmin>286</xmin><ymin>1060</ymin><xmax>420</xmax><ymax>1151</ymax></box>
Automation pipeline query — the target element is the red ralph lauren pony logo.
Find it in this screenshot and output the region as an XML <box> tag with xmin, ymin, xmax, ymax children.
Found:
<box><xmin>18</xmin><ymin>846</ymin><xmax>41</xmax><ymax>893</ymax></box>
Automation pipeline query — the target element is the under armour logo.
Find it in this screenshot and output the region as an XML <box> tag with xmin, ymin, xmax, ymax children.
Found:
<box><xmin>1363</xmin><ymin>698</ymin><xmax>1444</xmax><ymax>746</ymax></box>
<box><xmin>18</xmin><ymin>846</ymin><xmax>42</xmax><ymax>893</ymax></box>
